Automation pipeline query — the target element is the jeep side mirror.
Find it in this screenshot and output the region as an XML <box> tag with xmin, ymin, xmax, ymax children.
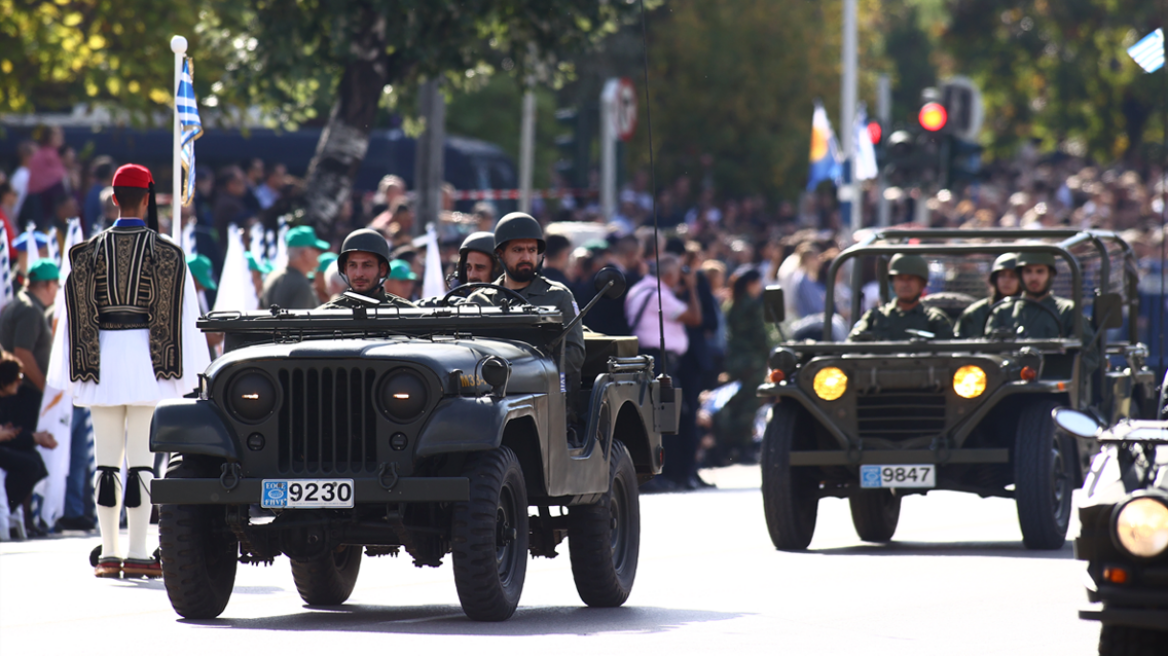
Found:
<box><xmin>1052</xmin><ymin>408</ymin><xmax>1101</xmax><ymax>438</ymax></box>
<box><xmin>1093</xmin><ymin>292</ymin><xmax>1123</xmax><ymax>330</ymax></box>
<box><xmin>763</xmin><ymin>285</ymin><xmax>785</xmax><ymax>323</ymax></box>
<box><xmin>594</xmin><ymin>266</ymin><xmax>627</xmax><ymax>299</ymax></box>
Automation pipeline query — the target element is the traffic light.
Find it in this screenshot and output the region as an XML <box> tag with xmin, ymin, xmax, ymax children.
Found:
<box><xmin>917</xmin><ymin>87</ymin><xmax>948</xmax><ymax>133</ymax></box>
<box><xmin>554</xmin><ymin>107</ymin><xmax>589</xmax><ymax>189</ymax></box>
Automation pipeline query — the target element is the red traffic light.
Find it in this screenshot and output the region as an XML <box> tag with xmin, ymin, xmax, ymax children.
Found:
<box><xmin>919</xmin><ymin>102</ymin><xmax>948</xmax><ymax>132</ymax></box>
<box><xmin>867</xmin><ymin>121</ymin><xmax>882</xmax><ymax>144</ymax></box>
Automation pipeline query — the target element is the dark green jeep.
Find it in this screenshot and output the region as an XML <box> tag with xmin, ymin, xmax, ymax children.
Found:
<box><xmin>150</xmin><ymin>276</ymin><xmax>677</xmax><ymax>621</ymax></box>
<box><xmin>759</xmin><ymin>229</ymin><xmax>1154</xmax><ymax>551</ymax></box>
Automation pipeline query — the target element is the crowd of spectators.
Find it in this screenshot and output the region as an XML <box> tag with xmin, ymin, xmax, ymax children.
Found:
<box><xmin>5</xmin><ymin>132</ymin><xmax>1168</xmax><ymax>536</ymax></box>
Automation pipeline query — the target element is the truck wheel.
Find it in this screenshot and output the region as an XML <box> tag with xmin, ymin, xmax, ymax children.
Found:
<box><xmin>291</xmin><ymin>546</ymin><xmax>363</xmax><ymax>606</ymax></box>
<box><xmin>452</xmin><ymin>446</ymin><xmax>528</xmax><ymax>621</ymax></box>
<box><xmin>1014</xmin><ymin>400</ymin><xmax>1074</xmax><ymax>550</ymax></box>
<box><xmin>1098</xmin><ymin>624</ymin><xmax>1168</xmax><ymax>656</ymax></box>
<box><xmin>158</xmin><ymin>455</ymin><xmax>238</xmax><ymax>619</ymax></box>
<box><xmin>761</xmin><ymin>403</ymin><xmax>819</xmax><ymax>551</ymax></box>
<box><xmin>568</xmin><ymin>440</ymin><xmax>640</xmax><ymax>607</ymax></box>
<box><xmin>849</xmin><ymin>490</ymin><xmax>901</xmax><ymax>542</ymax></box>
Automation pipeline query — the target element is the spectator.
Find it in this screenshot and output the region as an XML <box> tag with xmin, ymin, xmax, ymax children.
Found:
<box><xmin>82</xmin><ymin>157</ymin><xmax>116</xmax><ymax>235</ymax></box>
<box><xmin>9</xmin><ymin>141</ymin><xmax>36</xmax><ymax>226</ymax></box>
<box><xmin>0</xmin><ymin>351</ymin><xmax>57</xmax><ymax>537</ymax></box>
<box><xmin>254</xmin><ymin>162</ymin><xmax>286</xmax><ymax>210</ymax></box>
<box><xmin>212</xmin><ymin>167</ymin><xmax>252</xmax><ymax>247</ymax></box>
<box><xmin>384</xmin><ymin>259</ymin><xmax>418</xmax><ymax>301</ymax></box>
<box><xmin>0</xmin><ymin>182</ymin><xmax>16</xmax><ymax>254</ymax></box>
<box><xmin>0</xmin><ymin>260</ymin><xmax>59</xmax><ymax>405</ymax></box>
<box><xmin>260</xmin><ymin>226</ymin><xmax>328</xmax><ymax>310</ymax></box>
<box><xmin>370</xmin><ymin>198</ymin><xmax>413</xmax><ymax>239</ymax></box>
<box><xmin>241</xmin><ymin>157</ymin><xmax>264</xmax><ymax>215</ymax></box>
<box><xmin>472</xmin><ymin>201</ymin><xmax>496</xmax><ymax>231</ymax></box>
<box><xmin>25</xmin><ymin>127</ymin><xmax>68</xmax><ymax>229</ymax></box>
<box><xmin>541</xmin><ymin>234</ymin><xmax>572</xmax><ymax>288</ymax></box>
<box><xmin>370</xmin><ymin>175</ymin><xmax>407</xmax><ymax>220</ymax></box>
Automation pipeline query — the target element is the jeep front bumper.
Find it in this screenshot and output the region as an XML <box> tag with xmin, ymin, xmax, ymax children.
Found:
<box><xmin>152</xmin><ymin>476</ymin><xmax>469</xmax><ymax>504</ymax></box>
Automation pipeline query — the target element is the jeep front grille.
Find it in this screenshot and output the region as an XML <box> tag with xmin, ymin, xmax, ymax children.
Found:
<box><xmin>277</xmin><ymin>367</ymin><xmax>378</xmax><ymax>474</ymax></box>
<box><xmin>856</xmin><ymin>390</ymin><xmax>946</xmax><ymax>441</ymax></box>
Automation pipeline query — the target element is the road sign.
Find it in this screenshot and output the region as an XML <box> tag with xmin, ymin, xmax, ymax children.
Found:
<box><xmin>604</xmin><ymin>78</ymin><xmax>637</xmax><ymax>142</ymax></box>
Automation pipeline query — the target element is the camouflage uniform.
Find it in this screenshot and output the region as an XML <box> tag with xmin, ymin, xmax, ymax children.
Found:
<box><xmin>717</xmin><ymin>295</ymin><xmax>769</xmax><ymax>454</ymax></box>
<box><xmin>849</xmin><ymin>300</ymin><xmax>954</xmax><ymax>341</ymax></box>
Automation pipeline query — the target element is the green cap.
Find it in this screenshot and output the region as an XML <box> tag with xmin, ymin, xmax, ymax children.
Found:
<box><xmin>27</xmin><ymin>259</ymin><xmax>60</xmax><ymax>282</ymax></box>
<box><xmin>388</xmin><ymin>259</ymin><xmax>418</xmax><ymax>281</ymax></box>
<box><xmin>582</xmin><ymin>238</ymin><xmax>611</xmax><ymax>253</ymax></box>
<box><xmin>317</xmin><ymin>251</ymin><xmax>338</xmax><ymax>273</ymax></box>
<box><xmin>246</xmin><ymin>252</ymin><xmax>273</xmax><ymax>275</ymax></box>
<box><xmin>286</xmin><ymin>225</ymin><xmax>330</xmax><ymax>251</ymax></box>
<box><xmin>186</xmin><ymin>253</ymin><xmax>217</xmax><ymax>291</ymax></box>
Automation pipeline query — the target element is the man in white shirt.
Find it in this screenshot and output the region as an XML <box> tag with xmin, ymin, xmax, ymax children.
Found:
<box><xmin>9</xmin><ymin>141</ymin><xmax>35</xmax><ymax>224</ymax></box>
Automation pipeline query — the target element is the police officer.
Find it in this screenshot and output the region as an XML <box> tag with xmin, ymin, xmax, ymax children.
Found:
<box><xmin>320</xmin><ymin>228</ymin><xmax>415</xmax><ymax>309</ymax></box>
<box><xmin>954</xmin><ymin>253</ymin><xmax>1019</xmax><ymax>338</ymax></box>
<box><xmin>848</xmin><ymin>253</ymin><xmax>953</xmax><ymax>340</ymax></box>
<box><xmin>469</xmin><ymin>213</ymin><xmax>585</xmax><ymax>381</ymax></box>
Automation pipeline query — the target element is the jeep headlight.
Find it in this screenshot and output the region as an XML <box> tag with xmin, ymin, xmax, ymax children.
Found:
<box><xmin>1114</xmin><ymin>497</ymin><xmax>1168</xmax><ymax>558</ymax></box>
<box><xmin>380</xmin><ymin>370</ymin><xmax>428</xmax><ymax>422</ymax></box>
<box><xmin>812</xmin><ymin>367</ymin><xmax>847</xmax><ymax>401</ymax></box>
<box><xmin>227</xmin><ymin>370</ymin><xmax>276</xmax><ymax>422</ymax></box>
<box><xmin>953</xmin><ymin>365</ymin><xmax>987</xmax><ymax>399</ymax></box>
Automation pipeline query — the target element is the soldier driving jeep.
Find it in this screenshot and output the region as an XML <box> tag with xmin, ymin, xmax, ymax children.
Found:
<box><xmin>848</xmin><ymin>253</ymin><xmax>953</xmax><ymax>341</ymax></box>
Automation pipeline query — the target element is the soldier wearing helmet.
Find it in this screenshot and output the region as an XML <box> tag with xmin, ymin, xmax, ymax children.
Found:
<box><xmin>468</xmin><ymin>212</ymin><xmax>585</xmax><ymax>383</ymax></box>
<box><xmin>319</xmin><ymin>228</ymin><xmax>415</xmax><ymax>309</ymax></box>
<box><xmin>984</xmin><ymin>251</ymin><xmax>1076</xmax><ymax>339</ymax></box>
<box><xmin>954</xmin><ymin>253</ymin><xmax>1020</xmax><ymax>338</ymax></box>
<box><xmin>848</xmin><ymin>253</ymin><xmax>954</xmax><ymax>341</ymax></box>
<box><xmin>456</xmin><ymin>231</ymin><xmax>501</xmax><ymax>287</ymax></box>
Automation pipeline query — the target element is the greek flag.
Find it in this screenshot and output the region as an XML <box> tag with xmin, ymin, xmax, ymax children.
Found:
<box><xmin>178</xmin><ymin>58</ymin><xmax>203</xmax><ymax>205</ymax></box>
<box><xmin>0</xmin><ymin>234</ymin><xmax>12</xmax><ymax>313</ymax></box>
<box><xmin>1128</xmin><ymin>29</ymin><xmax>1164</xmax><ymax>73</ymax></box>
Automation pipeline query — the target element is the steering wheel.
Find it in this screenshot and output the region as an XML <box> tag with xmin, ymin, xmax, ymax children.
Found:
<box><xmin>441</xmin><ymin>282</ymin><xmax>529</xmax><ymax>307</ymax></box>
<box><xmin>988</xmin><ymin>296</ymin><xmax>1065</xmax><ymax>338</ymax></box>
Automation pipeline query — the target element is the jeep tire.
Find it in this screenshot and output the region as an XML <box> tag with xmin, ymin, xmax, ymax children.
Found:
<box><xmin>158</xmin><ymin>455</ymin><xmax>239</xmax><ymax>619</ymax></box>
<box><xmin>1015</xmin><ymin>400</ymin><xmax>1074</xmax><ymax>550</ymax></box>
<box><xmin>849</xmin><ymin>490</ymin><xmax>901</xmax><ymax>542</ymax></box>
<box><xmin>452</xmin><ymin>446</ymin><xmax>529</xmax><ymax>621</ymax></box>
<box><xmin>761</xmin><ymin>403</ymin><xmax>819</xmax><ymax>550</ymax></box>
<box><xmin>568</xmin><ymin>440</ymin><xmax>640</xmax><ymax>607</ymax></box>
<box><xmin>1098</xmin><ymin>624</ymin><xmax>1168</xmax><ymax>656</ymax></box>
<box><xmin>291</xmin><ymin>546</ymin><xmax>363</xmax><ymax>606</ymax></box>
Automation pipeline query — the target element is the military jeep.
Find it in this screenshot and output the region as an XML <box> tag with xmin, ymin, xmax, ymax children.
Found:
<box><xmin>149</xmin><ymin>274</ymin><xmax>677</xmax><ymax>621</ymax></box>
<box><xmin>759</xmin><ymin>229</ymin><xmax>1155</xmax><ymax>551</ymax></box>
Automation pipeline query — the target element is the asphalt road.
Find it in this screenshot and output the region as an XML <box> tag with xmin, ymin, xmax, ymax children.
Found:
<box><xmin>1</xmin><ymin>465</ymin><xmax>1101</xmax><ymax>656</ymax></box>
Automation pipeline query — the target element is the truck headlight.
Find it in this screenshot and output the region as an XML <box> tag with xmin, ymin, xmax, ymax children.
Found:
<box><xmin>1114</xmin><ymin>497</ymin><xmax>1168</xmax><ymax>558</ymax></box>
<box><xmin>953</xmin><ymin>365</ymin><xmax>987</xmax><ymax>399</ymax></box>
<box><xmin>227</xmin><ymin>370</ymin><xmax>276</xmax><ymax>422</ymax></box>
<box><xmin>380</xmin><ymin>370</ymin><xmax>428</xmax><ymax>422</ymax></box>
<box><xmin>813</xmin><ymin>367</ymin><xmax>847</xmax><ymax>401</ymax></box>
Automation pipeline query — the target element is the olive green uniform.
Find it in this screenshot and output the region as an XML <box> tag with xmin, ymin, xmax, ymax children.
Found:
<box><xmin>954</xmin><ymin>296</ymin><xmax>995</xmax><ymax>339</ymax></box>
<box><xmin>984</xmin><ymin>294</ymin><xmax>1099</xmax><ymax>371</ymax></box>
<box><xmin>717</xmin><ymin>296</ymin><xmax>769</xmax><ymax>453</ymax></box>
<box><xmin>260</xmin><ymin>267</ymin><xmax>318</xmax><ymax>310</ymax></box>
<box><xmin>0</xmin><ymin>289</ymin><xmax>52</xmax><ymax>393</ymax></box>
<box><xmin>469</xmin><ymin>275</ymin><xmax>584</xmax><ymax>377</ymax></box>
<box><xmin>848</xmin><ymin>300</ymin><xmax>954</xmax><ymax>341</ymax></box>
<box><xmin>319</xmin><ymin>288</ymin><xmax>415</xmax><ymax>310</ymax></box>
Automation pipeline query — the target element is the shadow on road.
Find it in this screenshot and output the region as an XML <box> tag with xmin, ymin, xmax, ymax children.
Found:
<box><xmin>180</xmin><ymin>604</ymin><xmax>748</xmax><ymax>635</ymax></box>
<box><xmin>810</xmin><ymin>541</ymin><xmax>1073</xmax><ymax>559</ymax></box>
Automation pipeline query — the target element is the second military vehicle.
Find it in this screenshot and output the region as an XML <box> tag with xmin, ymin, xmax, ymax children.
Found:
<box><xmin>759</xmin><ymin>229</ymin><xmax>1154</xmax><ymax>551</ymax></box>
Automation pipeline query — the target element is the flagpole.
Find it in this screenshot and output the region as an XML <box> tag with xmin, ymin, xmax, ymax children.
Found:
<box><xmin>170</xmin><ymin>35</ymin><xmax>187</xmax><ymax>245</ymax></box>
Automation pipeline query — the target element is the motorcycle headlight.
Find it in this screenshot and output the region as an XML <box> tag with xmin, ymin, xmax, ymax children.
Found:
<box><xmin>1113</xmin><ymin>497</ymin><xmax>1168</xmax><ymax>559</ymax></box>
<box><xmin>227</xmin><ymin>370</ymin><xmax>276</xmax><ymax>422</ymax></box>
<box><xmin>813</xmin><ymin>367</ymin><xmax>848</xmax><ymax>401</ymax></box>
<box><xmin>953</xmin><ymin>365</ymin><xmax>987</xmax><ymax>399</ymax></box>
<box><xmin>380</xmin><ymin>370</ymin><xmax>429</xmax><ymax>423</ymax></box>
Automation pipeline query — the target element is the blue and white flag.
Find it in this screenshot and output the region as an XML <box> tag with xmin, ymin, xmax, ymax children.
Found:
<box><xmin>0</xmin><ymin>233</ymin><xmax>12</xmax><ymax>314</ymax></box>
<box><xmin>178</xmin><ymin>58</ymin><xmax>203</xmax><ymax>205</ymax></box>
<box><xmin>807</xmin><ymin>101</ymin><xmax>842</xmax><ymax>191</ymax></box>
<box><xmin>853</xmin><ymin>104</ymin><xmax>879</xmax><ymax>181</ymax></box>
<box><xmin>1128</xmin><ymin>28</ymin><xmax>1164</xmax><ymax>73</ymax></box>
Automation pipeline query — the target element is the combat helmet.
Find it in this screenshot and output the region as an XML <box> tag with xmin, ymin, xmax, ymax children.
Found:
<box><xmin>337</xmin><ymin>228</ymin><xmax>392</xmax><ymax>283</ymax></box>
<box><xmin>457</xmin><ymin>231</ymin><xmax>500</xmax><ymax>285</ymax></box>
<box><xmin>990</xmin><ymin>252</ymin><xmax>1018</xmax><ymax>281</ymax></box>
<box><xmin>493</xmin><ymin>212</ymin><xmax>546</xmax><ymax>254</ymax></box>
<box><xmin>887</xmin><ymin>254</ymin><xmax>929</xmax><ymax>281</ymax></box>
<box><xmin>1014</xmin><ymin>251</ymin><xmax>1057</xmax><ymax>270</ymax></box>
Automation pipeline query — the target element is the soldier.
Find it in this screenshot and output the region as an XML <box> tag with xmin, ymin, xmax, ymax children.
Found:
<box><xmin>848</xmin><ymin>253</ymin><xmax>954</xmax><ymax>341</ymax></box>
<box><xmin>469</xmin><ymin>212</ymin><xmax>584</xmax><ymax>386</ymax></box>
<box><xmin>954</xmin><ymin>253</ymin><xmax>1019</xmax><ymax>338</ymax></box>
<box><xmin>48</xmin><ymin>163</ymin><xmax>208</xmax><ymax>578</ymax></box>
<box><xmin>320</xmin><ymin>228</ymin><xmax>415</xmax><ymax>309</ymax></box>
<box><xmin>454</xmin><ymin>231</ymin><xmax>500</xmax><ymax>287</ymax></box>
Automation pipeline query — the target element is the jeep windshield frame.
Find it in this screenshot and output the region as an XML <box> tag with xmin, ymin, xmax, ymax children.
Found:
<box><xmin>820</xmin><ymin>228</ymin><xmax>1138</xmax><ymax>343</ymax></box>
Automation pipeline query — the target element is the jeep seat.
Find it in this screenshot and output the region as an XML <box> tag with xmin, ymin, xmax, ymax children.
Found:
<box><xmin>921</xmin><ymin>291</ymin><xmax>978</xmax><ymax>321</ymax></box>
<box><xmin>581</xmin><ymin>332</ymin><xmax>640</xmax><ymax>387</ymax></box>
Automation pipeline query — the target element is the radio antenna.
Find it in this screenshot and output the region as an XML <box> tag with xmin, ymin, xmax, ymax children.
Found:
<box><xmin>638</xmin><ymin>0</ymin><xmax>670</xmax><ymax>387</ymax></box>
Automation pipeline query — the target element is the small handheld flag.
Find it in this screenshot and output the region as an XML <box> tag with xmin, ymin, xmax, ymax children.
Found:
<box><xmin>178</xmin><ymin>58</ymin><xmax>203</xmax><ymax>205</ymax></box>
<box><xmin>1128</xmin><ymin>28</ymin><xmax>1164</xmax><ymax>73</ymax></box>
<box><xmin>0</xmin><ymin>233</ymin><xmax>12</xmax><ymax>314</ymax></box>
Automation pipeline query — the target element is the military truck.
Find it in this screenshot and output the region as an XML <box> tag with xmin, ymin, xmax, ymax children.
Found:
<box><xmin>1054</xmin><ymin>407</ymin><xmax>1168</xmax><ymax>654</ymax></box>
<box><xmin>758</xmin><ymin>229</ymin><xmax>1154</xmax><ymax>551</ymax></box>
<box><xmin>149</xmin><ymin>272</ymin><xmax>678</xmax><ymax>621</ymax></box>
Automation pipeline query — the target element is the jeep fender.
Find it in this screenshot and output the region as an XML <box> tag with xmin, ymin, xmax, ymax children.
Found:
<box><xmin>415</xmin><ymin>394</ymin><xmax>545</xmax><ymax>458</ymax></box>
<box><xmin>150</xmin><ymin>398</ymin><xmax>241</xmax><ymax>461</ymax></box>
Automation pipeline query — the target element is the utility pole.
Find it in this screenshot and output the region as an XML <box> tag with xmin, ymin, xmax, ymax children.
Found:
<box><xmin>519</xmin><ymin>86</ymin><xmax>536</xmax><ymax>214</ymax></box>
<box><xmin>841</xmin><ymin>0</ymin><xmax>860</xmax><ymax>232</ymax></box>
<box><xmin>877</xmin><ymin>74</ymin><xmax>891</xmax><ymax>227</ymax></box>
<box><xmin>415</xmin><ymin>77</ymin><xmax>445</xmax><ymax>236</ymax></box>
